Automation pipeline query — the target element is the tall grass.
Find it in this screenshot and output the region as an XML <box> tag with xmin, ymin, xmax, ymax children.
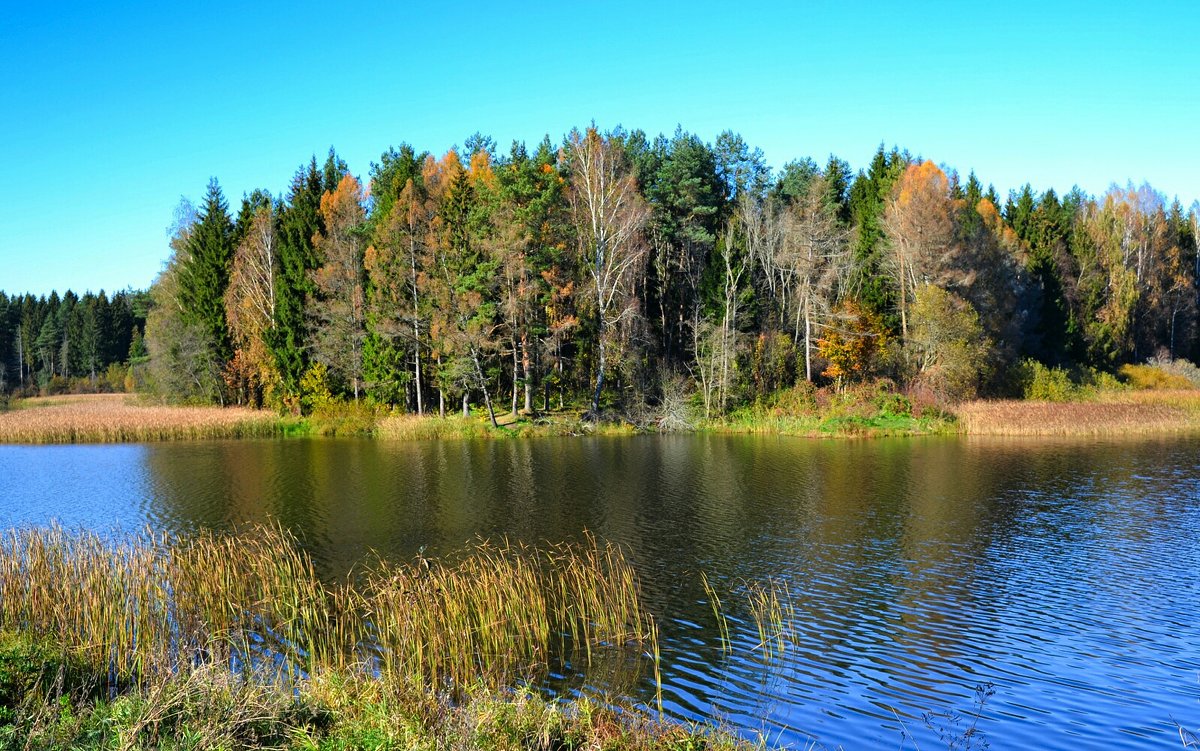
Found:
<box><xmin>955</xmin><ymin>391</ymin><xmax>1200</xmax><ymax>436</ymax></box>
<box><xmin>0</xmin><ymin>394</ymin><xmax>280</xmax><ymax>443</ymax></box>
<box><xmin>0</xmin><ymin>526</ymin><xmax>655</xmax><ymax>693</ymax></box>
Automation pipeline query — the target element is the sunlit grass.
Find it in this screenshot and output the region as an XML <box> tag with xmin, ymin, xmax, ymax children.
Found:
<box><xmin>955</xmin><ymin>390</ymin><xmax>1200</xmax><ymax>436</ymax></box>
<box><xmin>0</xmin><ymin>394</ymin><xmax>279</xmax><ymax>443</ymax></box>
<box><xmin>0</xmin><ymin>525</ymin><xmax>656</xmax><ymax>693</ymax></box>
<box><xmin>376</xmin><ymin>411</ymin><xmax>639</xmax><ymax>440</ymax></box>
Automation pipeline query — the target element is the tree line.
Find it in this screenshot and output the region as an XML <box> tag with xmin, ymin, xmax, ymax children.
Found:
<box><xmin>0</xmin><ymin>290</ymin><xmax>148</xmax><ymax>395</ymax></box>
<box><xmin>9</xmin><ymin>125</ymin><xmax>1199</xmax><ymax>416</ymax></box>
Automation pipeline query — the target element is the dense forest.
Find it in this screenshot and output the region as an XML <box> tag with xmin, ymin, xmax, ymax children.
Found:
<box><xmin>0</xmin><ymin>289</ymin><xmax>148</xmax><ymax>396</ymax></box>
<box><xmin>4</xmin><ymin>126</ymin><xmax>1198</xmax><ymax>419</ymax></box>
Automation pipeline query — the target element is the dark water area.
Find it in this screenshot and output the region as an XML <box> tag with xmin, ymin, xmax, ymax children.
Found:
<box><xmin>1</xmin><ymin>434</ymin><xmax>1198</xmax><ymax>749</ymax></box>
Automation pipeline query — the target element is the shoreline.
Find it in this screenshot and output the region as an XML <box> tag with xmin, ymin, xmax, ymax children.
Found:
<box><xmin>4</xmin><ymin>391</ymin><xmax>1200</xmax><ymax>444</ymax></box>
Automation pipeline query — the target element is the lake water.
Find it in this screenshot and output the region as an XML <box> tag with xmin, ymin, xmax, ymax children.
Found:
<box><xmin>1</xmin><ymin>434</ymin><xmax>1198</xmax><ymax>749</ymax></box>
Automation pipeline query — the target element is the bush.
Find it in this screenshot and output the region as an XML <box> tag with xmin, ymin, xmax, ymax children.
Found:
<box><xmin>1120</xmin><ymin>362</ymin><xmax>1196</xmax><ymax>390</ymax></box>
<box><xmin>767</xmin><ymin>381</ymin><xmax>818</xmax><ymax>417</ymax></box>
<box><xmin>1016</xmin><ymin>360</ymin><xmax>1076</xmax><ymax>401</ymax></box>
<box><xmin>874</xmin><ymin>391</ymin><xmax>913</xmax><ymax>418</ymax></box>
<box><xmin>1146</xmin><ymin>356</ymin><xmax>1200</xmax><ymax>387</ymax></box>
<box><xmin>104</xmin><ymin>363</ymin><xmax>129</xmax><ymax>393</ymax></box>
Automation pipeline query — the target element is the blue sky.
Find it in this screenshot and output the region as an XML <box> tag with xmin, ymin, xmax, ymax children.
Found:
<box><xmin>2</xmin><ymin>1</ymin><xmax>1197</xmax><ymax>296</ymax></box>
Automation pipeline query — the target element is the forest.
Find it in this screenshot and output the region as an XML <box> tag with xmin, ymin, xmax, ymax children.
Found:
<box><xmin>3</xmin><ymin>125</ymin><xmax>1198</xmax><ymax>421</ymax></box>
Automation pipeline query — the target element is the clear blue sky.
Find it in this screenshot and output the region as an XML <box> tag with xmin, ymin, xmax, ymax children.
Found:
<box><xmin>2</xmin><ymin>0</ymin><xmax>1197</xmax><ymax>296</ymax></box>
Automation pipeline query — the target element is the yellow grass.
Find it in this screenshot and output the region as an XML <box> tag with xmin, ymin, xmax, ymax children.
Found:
<box><xmin>0</xmin><ymin>525</ymin><xmax>656</xmax><ymax>692</ymax></box>
<box><xmin>955</xmin><ymin>390</ymin><xmax>1200</xmax><ymax>436</ymax></box>
<box><xmin>0</xmin><ymin>393</ymin><xmax>280</xmax><ymax>443</ymax></box>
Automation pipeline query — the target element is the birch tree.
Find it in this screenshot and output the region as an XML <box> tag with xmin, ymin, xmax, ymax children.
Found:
<box><xmin>567</xmin><ymin>127</ymin><xmax>649</xmax><ymax>415</ymax></box>
<box><xmin>224</xmin><ymin>206</ymin><xmax>278</xmax><ymax>404</ymax></box>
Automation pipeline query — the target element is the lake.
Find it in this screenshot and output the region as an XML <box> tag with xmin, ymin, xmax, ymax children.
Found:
<box><xmin>1</xmin><ymin>434</ymin><xmax>1198</xmax><ymax>749</ymax></box>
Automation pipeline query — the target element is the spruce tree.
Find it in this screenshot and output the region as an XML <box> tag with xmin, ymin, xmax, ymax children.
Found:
<box><xmin>270</xmin><ymin>160</ymin><xmax>325</xmax><ymax>402</ymax></box>
<box><xmin>179</xmin><ymin>178</ymin><xmax>235</xmax><ymax>362</ymax></box>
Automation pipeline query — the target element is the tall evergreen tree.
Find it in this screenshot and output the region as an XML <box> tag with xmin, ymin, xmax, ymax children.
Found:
<box><xmin>178</xmin><ymin>179</ymin><xmax>235</xmax><ymax>363</ymax></box>
<box><xmin>847</xmin><ymin>145</ymin><xmax>907</xmax><ymax>328</ymax></box>
<box><xmin>270</xmin><ymin>159</ymin><xmax>325</xmax><ymax>405</ymax></box>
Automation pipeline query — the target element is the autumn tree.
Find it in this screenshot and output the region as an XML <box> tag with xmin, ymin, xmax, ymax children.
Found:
<box><xmin>309</xmin><ymin>174</ymin><xmax>367</xmax><ymax>401</ymax></box>
<box><xmin>567</xmin><ymin>127</ymin><xmax>649</xmax><ymax>415</ymax></box>
<box><xmin>882</xmin><ymin>161</ymin><xmax>963</xmax><ymax>342</ymax></box>
<box><xmin>906</xmin><ymin>284</ymin><xmax>990</xmax><ymax>401</ymax></box>
<box><xmin>365</xmin><ymin>144</ymin><xmax>428</xmax><ymax>409</ymax></box>
<box><xmin>421</xmin><ymin>151</ymin><xmax>502</xmax><ymax>425</ymax></box>
<box><xmin>224</xmin><ymin>202</ymin><xmax>278</xmax><ymax>406</ymax></box>
<box><xmin>817</xmin><ymin>298</ymin><xmax>888</xmax><ymax>389</ymax></box>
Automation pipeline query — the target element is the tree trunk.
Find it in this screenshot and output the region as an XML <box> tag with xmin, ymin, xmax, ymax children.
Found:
<box><xmin>511</xmin><ymin>338</ymin><xmax>519</xmax><ymax>416</ymax></box>
<box><xmin>462</xmin><ymin>391</ymin><xmax>469</xmax><ymax>418</ymax></box>
<box><xmin>804</xmin><ymin>297</ymin><xmax>812</xmax><ymax>382</ymax></box>
<box><xmin>472</xmin><ymin>348</ymin><xmax>500</xmax><ymax>429</ymax></box>
<box><xmin>437</xmin><ymin>355</ymin><xmax>445</xmax><ymax>418</ymax></box>
<box><xmin>521</xmin><ymin>333</ymin><xmax>533</xmax><ymax>414</ymax></box>
<box><xmin>591</xmin><ymin>338</ymin><xmax>606</xmax><ymax>416</ymax></box>
<box><xmin>410</xmin><ymin>238</ymin><xmax>424</xmax><ymax>416</ymax></box>
<box><xmin>413</xmin><ymin>334</ymin><xmax>423</xmax><ymax>416</ymax></box>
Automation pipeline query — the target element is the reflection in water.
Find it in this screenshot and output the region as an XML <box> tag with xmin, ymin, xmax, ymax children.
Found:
<box><xmin>2</xmin><ymin>434</ymin><xmax>1199</xmax><ymax>750</ymax></box>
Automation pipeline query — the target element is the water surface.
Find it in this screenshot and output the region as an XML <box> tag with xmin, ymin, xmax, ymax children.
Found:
<box><xmin>1</xmin><ymin>434</ymin><xmax>1197</xmax><ymax>749</ymax></box>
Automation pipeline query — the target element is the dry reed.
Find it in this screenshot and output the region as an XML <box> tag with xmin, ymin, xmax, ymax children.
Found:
<box><xmin>0</xmin><ymin>525</ymin><xmax>655</xmax><ymax>693</ymax></box>
<box><xmin>955</xmin><ymin>391</ymin><xmax>1200</xmax><ymax>436</ymax></box>
<box><xmin>0</xmin><ymin>394</ymin><xmax>280</xmax><ymax>443</ymax></box>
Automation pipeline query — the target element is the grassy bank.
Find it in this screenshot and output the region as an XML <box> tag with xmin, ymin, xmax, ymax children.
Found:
<box><xmin>376</xmin><ymin>411</ymin><xmax>639</xmax><ymax>440</ymax></box>
<box><xmin>9</xmin><ymin>386</ymin><xmax>1200</xmax><ymax>444</ymax></box>
<box><xmin>0</xmin><ymin>526</ymin><xmax>672</xmax><ymax>749</ymax></box>
<box><xmin>955</xmin><ymin>389</ymin><xmax>1200</xmax><ymax>436</ymax></box>
<box><xmin>0</xmin><ymin>635</ymin><xmax>737</xmax><ymax>751</ymax></box>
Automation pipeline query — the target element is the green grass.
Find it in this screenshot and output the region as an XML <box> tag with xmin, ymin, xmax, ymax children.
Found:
<box><xmin>0</xmin><ymin>654</ymin><xmax>750</xmax><ymax>751</ymax></box>
<box><xmin>377</xmin><ymin>411</ymin><xmax>640</xmax><ymax>440</ymax></box>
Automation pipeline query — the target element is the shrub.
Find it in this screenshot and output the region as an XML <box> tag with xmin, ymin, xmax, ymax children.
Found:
<box><xmin>767</xmin><ymin>381</ymin><xmax>818</xmax><ymax>417</ymax></box>
<box><xmin>1016</xmin><ymin>359</ymin><xmax>1076</xmax><ymax>401</ymax></box>
<box><xmin>874</xmin><ymin>391</ymin><xmax>913</xmax><ymax>418</ymax></box>
<box><xmin>1120</xmin><ymin>362</ymin><xmax>1196</xmax><ymax>390</ymax></box>
<box><xmin>1146</xmin><ymin>356</ymin><xmax>1200</xmax><ymax>387</ymax></box>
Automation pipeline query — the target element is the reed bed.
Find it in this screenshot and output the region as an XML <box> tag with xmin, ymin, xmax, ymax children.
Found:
<box><xmin>0</xmin><ymin>394</ymin><xmax>280</xmax><ymax>443</ymax></box>
<box><xmin>0</xmin><ymin>526</ymin><xmax>655</xmax><ymax>693</ymax></box>
<box><xmin>955</xmin><ymin>391</ymin><xmax>1200</xmax><ymax>436</ymax></box>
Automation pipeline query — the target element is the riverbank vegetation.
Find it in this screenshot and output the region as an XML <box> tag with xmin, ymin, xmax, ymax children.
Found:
<box><xmin>0</xmin><ymin>526</ymin><xmax>674</xmax><ymax>749</ymax></box>
<box><xmin>2</xmin><ymin>126</ymin><xmax>1198</xmax><ymax>433</ymax></box>
<box><xmin>0</xmin><ymin>394</ymin><xmax>280</xmax><ymax>443</ymax></box>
